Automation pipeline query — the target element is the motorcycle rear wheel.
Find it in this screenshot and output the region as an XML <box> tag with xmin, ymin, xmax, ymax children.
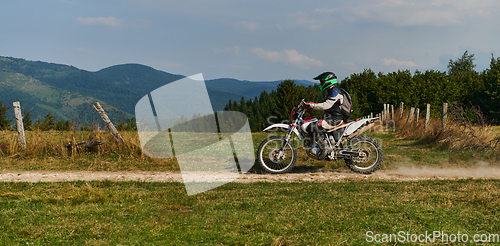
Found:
<box><xmin>344</xmin><ymin>135</ymin><xmax>383</xmax><ymax>174</ymax></box>
<box><xmin>257</xmin><ymin>135</ymin><xmax>297</xmax><ymax>174</ymax></box>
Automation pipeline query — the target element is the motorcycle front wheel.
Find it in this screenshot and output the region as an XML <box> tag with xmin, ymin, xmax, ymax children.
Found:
<box><xmin>257</xmin><ymin>135</ymin><xmax>297</xmax><ymax>174</ymax></box>
<box><xmin>344</xmin><ymin>135</ymin><xmax>383</xmax><ymax>174</ymax></box>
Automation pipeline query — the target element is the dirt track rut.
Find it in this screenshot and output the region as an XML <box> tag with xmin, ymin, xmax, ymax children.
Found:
<box><xmin>2</xmin><ymin>167</ymin><xmax>500</xmax><ymax>183</ymax></box>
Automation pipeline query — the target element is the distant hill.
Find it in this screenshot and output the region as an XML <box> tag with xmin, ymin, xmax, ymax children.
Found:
<box><xmin>94</xmin><ymin>64</ymin><xmax>184</xmax><ymax>97</ymax></box>
<box><xmin>95</xmin><ymin>64</ymin><xmax>249</xmax><ymax>111</ymax></box>
<box><xmin>0</xmin><ymin>56</ymin><xmax>141</xmax><ymax>119</ymax></box>
<box><xmin>0</xmin><ymin>56</ymin><xmax>315</xmax><ymax>121</ymax></box>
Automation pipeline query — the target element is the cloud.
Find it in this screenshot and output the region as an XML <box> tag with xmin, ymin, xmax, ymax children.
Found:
<box><xmin>314</xmin><ymin>8</ymin><xmax>337</xmax><ymax>14</ymax></box>
<box><xmin>235</xmin><ymin>21</ymin><xmax>260</xmax><ymax>31</ymax></box>
<box><xmin>251</xmin><ymin>48</ymin><xmax>282</xmax><ymax>62</ymax></box>
<box><xmin>76</xmin><ymin>17</ymin><xmax>151</xmax><ymax>29</ymax></box>
<box><xmin>294</xmin><ymin>14</ymin><xmax>321</xmax><ymax>30</ymax></box>
<box><xmin>212</xmin><ymin>46</ymin><xmax>240</xmax><ymax>55</ymax></box>
<box><xmin>251</xmin><ymin>48</ymin><xmax>324</xmax><ymax>69</ymax></box>
<box><xmin>281</xmin><ymin>12</ymin><xmax>322</xmax><ymax>31</ymax></box>
<box><xmin>382</xmin><ymin>58</ymin><xmax>418</xmax><ymax>67</ymax></box>
<box><xmin>340</xmin><ymin>0</ymin><xmax>500</xmax><ymax>27</ymax></box>
<box><xmin>76</xmin><ymin>17</ymin><xmax>123</xmax><ymax>27</ymax></box>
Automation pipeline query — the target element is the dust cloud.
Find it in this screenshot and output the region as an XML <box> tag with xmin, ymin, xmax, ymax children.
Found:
<box><xmin>391</xmin><ymin>161</ymin><xmax>500</xmax><ymax>179</ymax></box>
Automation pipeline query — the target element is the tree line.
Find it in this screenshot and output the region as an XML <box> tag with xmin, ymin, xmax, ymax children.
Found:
<box><xmin>341</xmin><ymin>51</ymin><xmax>498</xmax><ymax>122</ymax></box>
<box><xmin>226</xmin><ymin>51</ymin><xmax>500</xmax><ymax>131</ymax></box>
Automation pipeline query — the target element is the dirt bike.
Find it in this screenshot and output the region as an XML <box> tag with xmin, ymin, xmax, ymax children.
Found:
<box><xmin>257</xmin><ymin>99</ymin><xmax>383</xmax><ymax>174</ymax></box>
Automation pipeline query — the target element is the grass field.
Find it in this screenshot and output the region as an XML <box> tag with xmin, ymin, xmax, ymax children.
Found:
<box><xmin>2</xmin><ymin>180</ymin><xmax>500</xmax><ymax>245</ymax></box>
<box><xmin>1</xmin><ymin>126</ymin><xmax>500</xmax><ymax>245</ymax></box>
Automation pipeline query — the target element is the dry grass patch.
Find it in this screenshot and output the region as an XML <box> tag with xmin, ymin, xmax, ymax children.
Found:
<box><xmin>0</xmin><ymin>130</ymin><xmax>179</xmax><ymax>171</ymax></box>
<box><xmin>390</xmin><ymin>105</ymin><xmax>500</xmax><ymax>161</ymax></box>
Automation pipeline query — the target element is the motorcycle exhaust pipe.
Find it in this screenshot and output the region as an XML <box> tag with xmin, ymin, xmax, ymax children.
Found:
<box><xmin>338</xmin><ymin>150</ymin><xmax>363</xmax><ymax>157</ymax></box>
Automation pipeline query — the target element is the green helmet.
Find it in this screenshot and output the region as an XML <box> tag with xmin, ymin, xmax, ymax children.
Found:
<box><xmin>314</xmin><ymin>72</ymin><xmax>338</xmax><ymax>92</ymax></box>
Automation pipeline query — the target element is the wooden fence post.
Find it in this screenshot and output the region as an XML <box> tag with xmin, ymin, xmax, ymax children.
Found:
<box><xmin>414</xmin><ymin>108</ymin><xmax>420</xmax><ymax>127</ymax></box>
<box><xmin>382</xmin><ymin>104</ymin><xmax>387</xmax><ymax>120</ymax></box>
<box><xmin>385</xmin><ymin>104</ymin><xmax>389</xmax><ymax>120</ymax></box>
<box><xmin>387</xmin><ymin>104</ymin><xmax>390</xmax><ymax>119</ymax></box>
<box><xmin>407</xmin><ymin>107</ymin><xmax>415</xmax><ymax>123</ymax></box>
<box><xmin>390</xmin><ymin>105</ymin><xmax>394</xmax><ymax>120</ymax></box>
<box><xmin>399</xmin><ymin>102</ymin><xmax>404</xmax><ymax>119</ymax></box>
<box><xmin>93</xmin><ymin>102</ymin><xmax>126</xmax><ymax>144</ymax></box>
<box><xmin>382</xmin><ymin>106</ymin><xmax>385</xmax><ymax>121</ymax></box>
<box><xmin>13</xmin><ymin>101</ymin><xmax>27</xmax><ymax>149</ymax></box>
<box><xmin>442</xmin><ymin>103</ymin><xmax>448</xmax><ymax>130</ymax></box>
<box><xmin>425</xmin><ymin>104</ymin><xmax>431</xmax><ymax>130</ymax></box>
<box><xmin>71</xmin><ymin>135</ymin><xmax>77</xmax><ymax>156</ymax></box>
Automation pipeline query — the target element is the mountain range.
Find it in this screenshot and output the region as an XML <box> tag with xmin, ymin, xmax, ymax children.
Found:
<box><xmin>0</xmin><ymin>56</ymin><xmax>315</xmax><ymax>120</ymax></box>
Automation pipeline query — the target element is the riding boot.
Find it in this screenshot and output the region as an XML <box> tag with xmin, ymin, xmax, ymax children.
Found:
<box><xmin>318</xmin><ymin>139</ymin><xmax>332</xmax><ymax>160</ymax></box>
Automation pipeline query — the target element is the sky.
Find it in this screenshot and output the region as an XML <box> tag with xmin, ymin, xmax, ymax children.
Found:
<box><xmin>2</xmin><ymin>0</ymin><xmax>500</xmax><ymax>81</ymax></box>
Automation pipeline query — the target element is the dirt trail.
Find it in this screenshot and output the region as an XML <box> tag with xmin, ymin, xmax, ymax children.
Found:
<box><xmin>2</xmin><ymin>167</ymin><xmax>500</xmax><ymax>183</ymax></box>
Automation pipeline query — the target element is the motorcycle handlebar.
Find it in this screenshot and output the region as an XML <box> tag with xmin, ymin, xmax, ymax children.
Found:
<box><xmin>299</xmin><ymin>99</ymin><xmax>306</xmax><ymax>107</ymax></box>
<box><xmin>299</xmin><ymin>99</ymin><xmax>309</xmax><ymax>112</ymax></box>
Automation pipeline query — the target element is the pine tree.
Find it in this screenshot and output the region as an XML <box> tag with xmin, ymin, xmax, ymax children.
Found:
<box><xmin>23</xmin><ymin>110</ymin><xmax>33</xmax><ymax>131</ymax></box>
<box><xmin>483</xmin><ymin>56</ymin><xmax>500</xmax><ymax>123</ymax></box>
<box><xmin>447</xmin><ymin>50</ymin><xmax>481</xmax><ymax>103</ymax></box>
<box><xmin>274</xmin><ymin>80</ymin><xmax>312</xmax><ymax>122</ymax></box>
<box><xmin>0</xmin><ymin>102</ymin><xmax>11</xmax><ymax>130</ymax></box>
<box><xmin>239</xmin><ymin>96</ymin><xmax>248</xmax><ymax>116</ymax></box>
<box><xmin>225</xmin><ymin>99</ymin><xmax>233</xmax><ymax>111</ymax></box>
<box><xmin>42</xmin><ymin>112</ymin><xmax>55</xmax><ymax>130</ymax></box>
<box><xmin>35</xmin><ymin>118</ymin><xmax>43</xmax><ymax>130</ymax></box>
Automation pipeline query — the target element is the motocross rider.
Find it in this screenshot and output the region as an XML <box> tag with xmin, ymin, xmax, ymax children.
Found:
<box><xmin>304</xmin><ymin>72</ymin><xmax>344</xmax><ymax>160</ymax></box>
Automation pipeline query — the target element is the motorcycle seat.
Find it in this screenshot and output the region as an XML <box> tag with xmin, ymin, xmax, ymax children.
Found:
<box><xmin>345</xmin><ymin>118</ymin><xmax>361</xmax><ymax>123</ymax></box>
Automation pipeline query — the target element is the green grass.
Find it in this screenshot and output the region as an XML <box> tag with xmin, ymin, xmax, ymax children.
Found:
<box><xmin>1</xmin><ymin>180</ymin><xmax>500</xmax><ymax>245</ymax></box>
<box><xmin>1</xmin><ymin>128</ymin><xmax>500</xmax><ymax>245</ymax></box>
<box><xmin>373</xmin><ymin>131</ymin><xmax>452</xmax><ymax>169</ymax></box>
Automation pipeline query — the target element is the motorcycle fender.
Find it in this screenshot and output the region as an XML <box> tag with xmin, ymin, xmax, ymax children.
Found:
<box><xmin>263</xmin><ymin>124</ymin><xmax>302</xmax><ymax>141</ymax></box>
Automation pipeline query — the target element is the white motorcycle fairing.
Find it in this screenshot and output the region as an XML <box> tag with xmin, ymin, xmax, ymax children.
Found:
<box><xmin>343</xmin><ymin>117</ymin><xmax>378</xmax><ymax>136</ymax></box>
<box><xmin>263</xmin><ymin>124</ymin><xmax>303</xmax><ymax>140</ymax></box>
<box><xmin>300</xmin><ymin>118</ymin><xmax>319</xmax><ymax>133</ymax></box>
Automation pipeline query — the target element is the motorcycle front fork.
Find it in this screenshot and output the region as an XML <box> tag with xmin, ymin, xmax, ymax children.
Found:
<box><xmin>276</xmin><ymin>130</ymin><xmax>295</xmax><ymax>160</ymax></box>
